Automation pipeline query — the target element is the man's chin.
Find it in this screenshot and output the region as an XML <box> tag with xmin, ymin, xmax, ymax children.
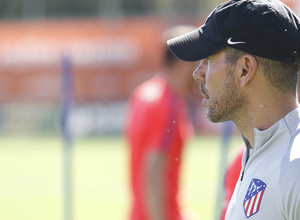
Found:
<box><xmin>205</xmin><ymin>112</ymin><xmax>227</xmax><ymax>123</ymax></box>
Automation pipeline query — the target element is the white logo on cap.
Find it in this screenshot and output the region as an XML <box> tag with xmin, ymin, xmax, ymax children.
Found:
<box><xmin>227</xmin><ymin>38</ymin><xmax>246</xmax><ymax>45</ymax></box>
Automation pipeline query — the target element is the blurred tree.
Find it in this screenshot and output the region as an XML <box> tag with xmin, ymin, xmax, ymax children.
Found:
<box><xmin>0</xmin><ymin>0</ymin><xmax>22</xmax><ymax>18</ymax></box>
<box><xmin>121</xmin><ymin>0</ymin><xmax>158</xmax><ymax>15</ymax></box>
<box><xmin>98</xmin><ymin>0</ymin><xmax>123</xmax><ymax>17</ymax></box>
<box><xmin>0</xmin><ymin>0</ymin><xmax>220</xmax><ymax>19</ymax></box>
<box><xmin>46</xmin><ymin>0</ymin><xmax>99</xmax><ymax>17</ymax></box>
<box><xmin>22</xmin><ymin>0</ymin><xmax>45</xmax><ymax>18</ymax></box>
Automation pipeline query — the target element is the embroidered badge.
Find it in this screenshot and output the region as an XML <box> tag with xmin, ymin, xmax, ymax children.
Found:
<box><xmin>243</xmin><ymin>178</ymin><xmax>267</xmax><ymax>218</ymax></box>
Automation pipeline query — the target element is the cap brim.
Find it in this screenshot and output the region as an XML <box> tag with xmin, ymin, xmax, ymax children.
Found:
<box><xmin>167</xmin><ymin>29</ymin><xmax>224</xmax><ymax>62</ymax></box>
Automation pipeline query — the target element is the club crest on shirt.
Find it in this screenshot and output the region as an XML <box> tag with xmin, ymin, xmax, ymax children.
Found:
<box><xmin>243</xmin><ymin>178</ymin><xmax>267</xmax><ymax>218</ymax></box>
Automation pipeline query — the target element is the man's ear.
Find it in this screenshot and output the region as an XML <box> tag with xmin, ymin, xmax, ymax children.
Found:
<box><xmin>236</xmin><ymin>54</ymin><xmax>258</xmax><ymax>88</ymax></box>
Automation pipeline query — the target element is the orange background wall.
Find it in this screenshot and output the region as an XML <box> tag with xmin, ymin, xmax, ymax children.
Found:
<box><xmin>0</xmin><ymin>18</ymin><xmax>168</xmax><ymax>102</ymax></box>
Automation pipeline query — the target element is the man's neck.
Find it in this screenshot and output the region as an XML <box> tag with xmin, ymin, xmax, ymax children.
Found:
<box><xmin>235</xmin><ymin>93</ymin><xmax>298</xmax><ymax>148</ymax></box>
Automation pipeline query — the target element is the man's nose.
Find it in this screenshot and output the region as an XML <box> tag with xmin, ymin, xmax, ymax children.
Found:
<box><xmin>193</xmin><ymin>59</ymin><xmax>207</xmax><ymax>83</ymax></box>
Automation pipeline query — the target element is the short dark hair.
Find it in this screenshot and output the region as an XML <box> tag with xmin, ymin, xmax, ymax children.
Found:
<box><xmin>224</xmin><ymin>47</ymin><xmax>300</xmax><ymax>94</ymax></box>
<box><xmin>256</xmin><ymin>57</ymin><xmax>300</xmax><ymax>94</ymax></box>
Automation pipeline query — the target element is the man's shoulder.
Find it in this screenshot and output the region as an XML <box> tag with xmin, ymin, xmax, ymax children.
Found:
<box><xmin>281</xmin><ymin>109</ymin><xmax>300</xmax><ymax>167</ymax></box>
<box><xmin>290</xmin><ymin>133</ymin><xmax>300</xmax><ymax>162</ymax></box>
<box><xmin>278</xmin><ymin>132</ymin><xmax>300</xmax><ymax>217</ymax></box>
<box><xmin>132</xmin><ymin>77</ymin><xmax>168</xmax><ymax>103</ymax></box>
<box><xmin>279</xmin><ymin>133</ymin><xmax>300</xmax><ymax>185</ymax></box>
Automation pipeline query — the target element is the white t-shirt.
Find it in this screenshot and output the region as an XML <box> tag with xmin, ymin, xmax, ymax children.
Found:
<box><xmin>225</xmin><ymin>109</ymin><xmax>300</xmax><ymax>220</ymax></box>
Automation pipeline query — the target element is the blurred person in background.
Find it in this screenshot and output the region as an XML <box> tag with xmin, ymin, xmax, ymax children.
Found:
<box><xmin>125</xmin><ymin>25</ymin><xmax>198</xmax><ymax>220</ymax></box>
<box><xmin>220</xmin><ymin>145</ymin><xmax>244</xmax><ymax>220</ymax></box>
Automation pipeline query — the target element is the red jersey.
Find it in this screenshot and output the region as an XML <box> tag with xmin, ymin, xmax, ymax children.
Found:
<box><xmin>125</xmin><ymin>76</ymin><xmax>193</xmax><ymax>220</ymax></box>
<box><xmin>220</xmin><ymin>146</ymin><xmax>244</xmax><ymax>220</ymax></box>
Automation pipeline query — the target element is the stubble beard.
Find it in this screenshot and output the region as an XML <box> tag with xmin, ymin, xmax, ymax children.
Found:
<box><xmin>205</xmin><ymin>70</ymin><xmax>247</xmax><ymax>123</ymax></box>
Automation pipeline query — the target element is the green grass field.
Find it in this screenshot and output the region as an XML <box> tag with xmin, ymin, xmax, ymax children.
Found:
<box><xmin>0</xmin><ymin>134</ymin><xmax>243</xmax><ymax>220</ymax></box>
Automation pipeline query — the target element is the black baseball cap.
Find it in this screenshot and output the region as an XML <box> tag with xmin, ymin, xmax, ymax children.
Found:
<box><xmin>167</xmin><ymin>0</ymin><xmax>300</xmax><ymax>65</ymax></box>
